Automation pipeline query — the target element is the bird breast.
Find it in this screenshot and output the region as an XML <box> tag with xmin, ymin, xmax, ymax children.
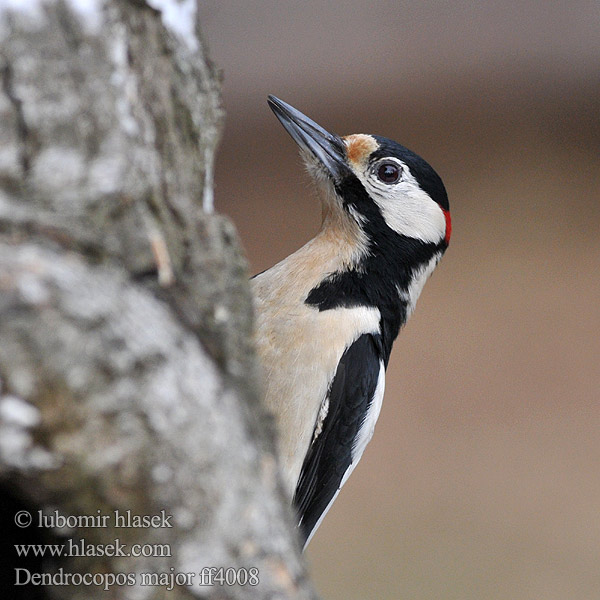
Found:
<box><xmin>251</xmin><ymin>231</ymin><xmax>380</xmax><ymax>496</ymax></box>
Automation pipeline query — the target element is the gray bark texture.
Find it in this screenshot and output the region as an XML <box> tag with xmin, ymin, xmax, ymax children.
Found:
<box><xmin>0</xmin><ymin>1</ymin><xmax>318</xmax><ymax>599</ymax></box>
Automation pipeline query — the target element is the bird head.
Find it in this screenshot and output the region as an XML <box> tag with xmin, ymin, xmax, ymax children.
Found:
<box><xmin>267</xmin><ymin>95</ymin><xmax>451</xmax><ymax>249</ymax></box>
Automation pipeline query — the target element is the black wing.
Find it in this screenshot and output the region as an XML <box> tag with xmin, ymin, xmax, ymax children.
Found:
<box><xmin>294</xmin><ymin>333</ymin><xmax>383</xmax><ymax>546</ymax></box>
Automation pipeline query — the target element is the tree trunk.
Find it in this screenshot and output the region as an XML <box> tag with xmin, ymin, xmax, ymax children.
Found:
<box><xmin>0</xmin><ymin>2</ymin><xmax>317</xmax><ymax>599</ymax></box>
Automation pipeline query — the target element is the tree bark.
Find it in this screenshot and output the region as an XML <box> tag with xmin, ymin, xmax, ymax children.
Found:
<box><xmin>0</xmin><ymin>2</ymin><xmax>317</xmax><ymax>599</ymax></box>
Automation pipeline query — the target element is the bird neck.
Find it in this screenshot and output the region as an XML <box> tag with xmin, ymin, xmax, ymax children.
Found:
<box><xmin>306</xmin><ymin>217</ymin><xmax>443</xmax><ymax>363</ymax></box>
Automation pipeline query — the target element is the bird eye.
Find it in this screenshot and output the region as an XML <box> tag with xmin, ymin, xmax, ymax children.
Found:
<box><xmin>375</xmin><ymin>161</ymin><xmax>401</xmax><ymax>184</ymax></box>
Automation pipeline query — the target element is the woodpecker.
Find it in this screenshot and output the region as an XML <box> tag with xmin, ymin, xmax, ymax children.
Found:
<box><xmin>251</xmin><ymin>96</ymin><xmax>451</xmax><ymax>548</ymax></box>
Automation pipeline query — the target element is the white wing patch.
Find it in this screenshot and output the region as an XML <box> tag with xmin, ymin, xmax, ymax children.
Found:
<box><xmin>302</xmin><ymin>360</ymin><xmax>386</xmax><ymax>549</ymax></box>
<box><xmin>312</xmin><ymin>397</ymin><xmax>329</xmax><ymax>441</ymax></box>
<box><xmin>350</xmin><ymin>361</ymin><xmax>385</xmax><ymax>467</ymax></box>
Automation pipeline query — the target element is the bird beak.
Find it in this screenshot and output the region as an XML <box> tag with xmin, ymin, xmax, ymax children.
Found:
<box><xmin>268</xmin><ymin>95</ymin><xmax>349</xmax><ymax>181</ymax></box>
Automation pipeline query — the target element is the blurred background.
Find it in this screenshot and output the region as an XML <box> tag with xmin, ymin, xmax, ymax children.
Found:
<box><xmin>199</xmin><ymin>2</ymin><xmax>599</xmax><ymax>598</ymax></box>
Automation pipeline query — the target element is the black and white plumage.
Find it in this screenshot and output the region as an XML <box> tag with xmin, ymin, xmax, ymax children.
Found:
<box><xmin>251</xmin><ymin>96</ymin><xmax>451</xmax><ymax>548</ymax></box>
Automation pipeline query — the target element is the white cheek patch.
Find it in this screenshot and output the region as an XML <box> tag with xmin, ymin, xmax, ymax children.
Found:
<box><xmin>354</xmin><ymin>164</ymin><xmax>446</xmax><ymax>243</ymax></box>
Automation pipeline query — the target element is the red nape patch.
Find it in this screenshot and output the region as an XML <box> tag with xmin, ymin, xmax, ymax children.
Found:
<box><xmin>443</xmin><ymin>209</ymin><xmax>452</xmax><ymax>244</ymax></box>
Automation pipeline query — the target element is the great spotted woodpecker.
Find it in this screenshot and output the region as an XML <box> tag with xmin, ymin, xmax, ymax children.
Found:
<box><xmin>251</xmin><ymin>96</ymin><xmax>451</xmax><ymax>548</ymax></box>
